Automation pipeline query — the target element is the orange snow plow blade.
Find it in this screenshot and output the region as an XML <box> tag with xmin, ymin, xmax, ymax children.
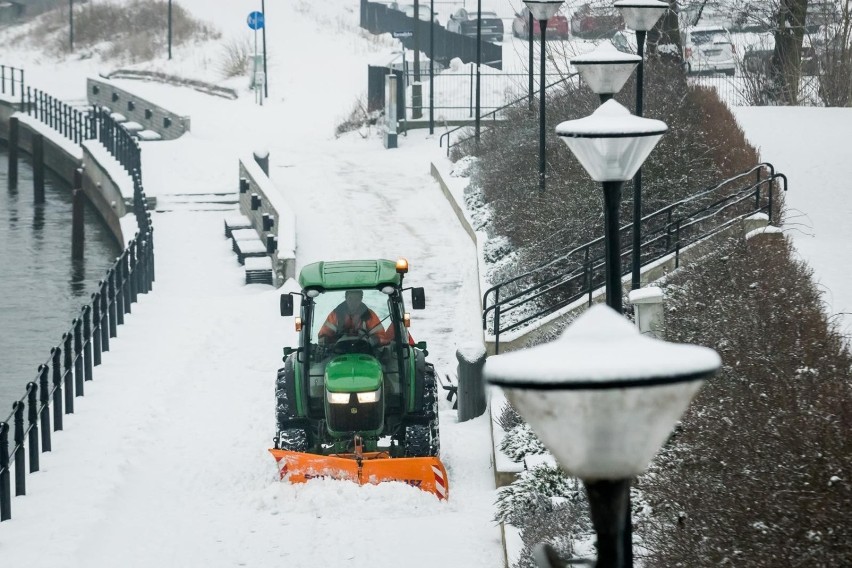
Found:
<box><xmin>268</xmin><ymin>449</ymin><xmax>449</xmax><ymax>500</ymax></box>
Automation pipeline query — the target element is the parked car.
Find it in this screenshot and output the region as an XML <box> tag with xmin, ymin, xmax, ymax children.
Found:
<box><xmin>446</xmin><ymin>8</ymin><xmax>504</xmax><ymax>43</ymax></box>
<box><xmin>570</xmin><ymin>2</ymin><xmax>623</xmax><ymax>39</ymax></box>
<box><xmin>511</xmin><ymin>6</ymin><xmax>569</xmax><ymax>40</ymax></box>
<box><xmin>398</xmin><ymin>3</ymin><xmax>439</xmax><ymax>25</ymax></box>
<box><xmin>682</xmin><ymin>26</ymin><xmax>736</xmax><ymax>76</ymax></box>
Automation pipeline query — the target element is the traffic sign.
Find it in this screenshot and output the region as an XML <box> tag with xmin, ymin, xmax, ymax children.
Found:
<box><xmin>247</xmin><ymin>11</ymin><xmax>265</xmax><ymax>30</ymax></box>
<box><xmin>392</xmin><ymin>30</ymin><xmax>413</xmax><ymax>38</ymax></box>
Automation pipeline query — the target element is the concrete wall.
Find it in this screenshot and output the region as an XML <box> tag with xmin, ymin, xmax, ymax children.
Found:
<box><xmin>1</xmin><ymin>100</ymin><xmax>125</xmax><ymax>246</ymax></box>
<box><xmin>87</xmin><ymin>77</ymin><xmax>190</xmax><ymax>140</ymax></box>
<box><xmin>238</xmin><ymin>156</ymin><xmax>297</xmax><ymax>284</ymax></box>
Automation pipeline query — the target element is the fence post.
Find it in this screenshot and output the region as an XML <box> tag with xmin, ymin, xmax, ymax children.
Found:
<box><xmin>51</xmin><ymin>347</ymin><xmax>63</xmax><ymax>430</ymax></box>
<box><xmin>122</xmin><ymin>251</ymin><xmax>131</xmax><ymax>315</ymax></box>
<box><xmin>13</xmin><ymin>401</ymin><xmax>25</xmax><ymax>496</ymax></box>
<box><xmin>83</xmin><ymin>305</ymin><xmax>93</xmax><ymax>380</ymax></box>
<box><xmin>7</xmin><ymin>116</ymin><xmax>18</xmax><ymax>188</ymax></box>
<box><xmin>111</xmin><ymin>267</ymin><xmax>123</xmax><ymax>329</ymax></box>
<box><xmin>0</xmin><ymin>422</ymin><xmax>10</xmax><ymax>521</ymax></box>
<box><xmin>129</xmin><ymin>240</ymin><xmax>138</xmax><ymax>304</ymax></box>
<box><xmin>63</xmin><ymin>333</ymin><xmax>74</xmax><ymax>414</ymax></box>
<box><xmin>73</xmin><ymin>318</ymin><xmax>84</xmax><ymax>396</ymax></box>
<box><xmin>100</xmin><ymin>280</ymin><xmax>111</xmax><ymax>349</ymax></box>
<box><xmin>38</xmin><ymin>364</ymin><xmax>51</xmax><ymax>452</ymax></box>
<box><xmin>456</xmin><ymin>344</ymin><xmax>487</xmax><ymax>422</ymax></box>
<box><xmin>92</xmin><ymin>295</ymin><xmax>102</xmax><ymax>365</ymax></box>
<box><xmin>27</xmin><ymin>383</ymin><xmax>39</xmax><ymax>473</ymax></box>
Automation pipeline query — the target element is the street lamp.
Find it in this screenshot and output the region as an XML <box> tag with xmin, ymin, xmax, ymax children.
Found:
<box><xmin>555</xmin><ymin>99</ymin><xmax>666</xmax><ymax>314</ymax></box>
<box><xmin>523</xmin><ymin>0</ymin><xmax>564</xmax><ymax>191</ymax></box>
<box><xmin>613</xmin><ymin>0</ymin><xmax>669</xmax><ymax>291</ymax></box>
<box><xmin>485</xmin><ymin>304</ymin><xmax>721</xmax><ymax>568</ymax></box>
<box><xmin>571</xmin><ymin>42</ymin><xmax>641</xmax><ymax>103</ymax></box>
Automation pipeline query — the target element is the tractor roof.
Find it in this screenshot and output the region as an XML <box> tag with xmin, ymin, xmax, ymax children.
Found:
<box><xmin>298</xmin><ymin>259</ymin><xmax>402</xmax><ymax>290</ymax></box>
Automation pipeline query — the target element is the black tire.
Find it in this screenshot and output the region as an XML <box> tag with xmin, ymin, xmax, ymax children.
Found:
<box><xmin>278</xmin><ymin>427</ymin><xmax>309</xmax><ymax>452</ymax></box>
<box><xmin>275</xmin><ymin>359</ymin><xmax>299</xmax><ymax>430</ymax></box>
<box><xmin>403</xmin><ymin>424</ymin><xmax>432</xmax><ymax>457</ymax></box>
<box><xmin>424</xmin><ymin>365</ymin><xmax>440</xmax><ymax>456</ymax></box>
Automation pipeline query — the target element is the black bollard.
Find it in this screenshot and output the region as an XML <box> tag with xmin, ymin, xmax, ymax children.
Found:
<box><xmin>0</xmin><ymin>422</ymin><xmax>10</xmax><ymax>521</ymax></box>
<box><xmin>27</xmin><ymin>382</ymin><xmax>39</xmax><ymax>473</ymax></box>
<box><xmin>13</xmin><ymin>401</ymin><xmax>24</xmax><ymax>496</ymax></box>
<box><xmin>82</xmin><ymin>306</ymin><xmax>93</xmax><ymax>381</ymax></box>
<box><xmin>73</xmin><ymin>318</ymin><xmax>84</xmax><ymax>396</ymax></box>
<box><xmin>32</xmin><ymin>133</ymin><xmax>45</xmax><ymax>203</ymax></box>
<box><xmin>456</xmin><ymin>344</ymin><xmax>487</xmax><ymax>422</ymax></box>
<box><xmin>91</xmin><ymin>295</ymin><xmax>102</xmax><ymax>365</ymax></box>
<box><xmin>38</xmin><ymin>364</ymin><xmax>51</xmax><ymax>451</ymax></box>
<box><xmin>63</xmin><ymin>333</ymin><xmax>74</xmax><ymax>414</ymax></box>
<box><xmin>51</xmin><ymin>347</ymin><xmax>63</xmax><ymax>431</ymax></box>
<box><xmin>8</xmin><ymin>116</ymin><xmax>18</xmax><ymax>188</ymax></box>
<box><xmin>72</xmin><ymin>190</ymin><xmax>85</xmax><ymax>260</ymax></box>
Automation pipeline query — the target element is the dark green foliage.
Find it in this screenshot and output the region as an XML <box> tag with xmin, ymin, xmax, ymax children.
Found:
<box><xmin>637</xmin><ymin>235</ymin><xmax>852</xmax><ymax>566</ymax></box>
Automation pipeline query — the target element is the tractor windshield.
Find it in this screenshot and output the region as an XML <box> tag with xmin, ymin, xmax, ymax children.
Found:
<box><xmin>311</xmin><ymin>289</ymin><xmax>406</xmax><ymax>347</ymax></box>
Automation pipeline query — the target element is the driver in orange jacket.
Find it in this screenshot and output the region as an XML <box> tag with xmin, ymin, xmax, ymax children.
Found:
<box><xmin>318</xmin><ymin>290</ymin><xmax>385</xmax><ymax>347</ymax></box>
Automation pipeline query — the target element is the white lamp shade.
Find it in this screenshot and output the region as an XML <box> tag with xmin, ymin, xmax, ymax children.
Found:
<box><xmin>523</xmin><ymin>0</ymin><xmax>564</xmax><ymax>21</ymax></box>
<box><xmin>614</xmin><ymin>0</ymin><xmax>669</xmax><ymax>32</ymax></box>
<box><xmin>572</xmin><ymin>42</ymin><xmax>641</xmax><ymax>95</ymax></box>
<box><xmin>484</xmin><ymin>305</ymin><xmax>720</xmax><ymax>480</ymax></box>
<box><xmin>555</xmin><ymin>99</ymin><xmax>667</xmax><ymax>181</ymax></box>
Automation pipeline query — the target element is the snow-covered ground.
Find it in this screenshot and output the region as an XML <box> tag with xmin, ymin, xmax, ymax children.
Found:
<box><xmin>733</xmin><ymin>106</ymin><xmax>852</xmax><ymax>340</ymax></box>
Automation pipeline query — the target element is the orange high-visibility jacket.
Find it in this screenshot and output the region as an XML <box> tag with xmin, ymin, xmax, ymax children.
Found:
<box><xmin>319</xmin><ymin>303</ymin><xmax>384</xmax><ymax>343</ymax></box>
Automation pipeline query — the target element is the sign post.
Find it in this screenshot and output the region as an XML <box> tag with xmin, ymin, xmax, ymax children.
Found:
<box><xmin>247</xmin><ymin>10</ymin><xmax>266</xmax><ymax>105</ymax></box>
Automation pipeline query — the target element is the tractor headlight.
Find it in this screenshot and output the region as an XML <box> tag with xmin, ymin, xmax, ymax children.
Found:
<box><xmin>356</xmin><ymin>389</ymin><xmax>381</xmax><ymax>404</ymax></box>
<box><xmin>327</xmin><ymin>391</ymin><xmax>351</xmax><ymax>405</ymax></box>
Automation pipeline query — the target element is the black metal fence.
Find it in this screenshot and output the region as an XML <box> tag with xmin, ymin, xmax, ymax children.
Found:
<box><xmin>360</xmin><ymin>0</ymin><xmax>503</xmax><ymax>70</ymax></box>
<box><xmin>0</xmin><ymin>65</ymin><xmax>24</xmax><ymax>103</ymax></box>
<box><xmin>1</xmin><ymin>76</ymin><xmax>154</xmax><ymax>522</ymax></box>
<box><xmin>482</xmin><ymin>163</ymin><xmax>788</xmax><ymax>352</ymax></box>
<box><xmin>24</xmin><ymin>87</ymin><xmax>90</xmax><ymax>145</ymax></box>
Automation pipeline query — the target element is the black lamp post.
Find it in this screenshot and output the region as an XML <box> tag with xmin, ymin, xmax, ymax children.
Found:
<box><xmin>69</xmin><ymin>0</ymin><xmax>74</xmax><ymax>51</ymax></box>
<box><xmin>474</xmin><ymin>0</ymin><xmax>482</xmax><ymax>143</ymax></box>
<box><xmin>168</xmin><ymin>0</ymin><xmax>173</xmax><ymax>60</ymax></box>
<box><xmin>429</xmin><ymin>0</ymin><xmax>435</xmax><ymax>134</ymax></box>
<box><xmin>485</xmin><ymin>304</ymin><xmax>721</xmax><ymax>568</ymax></box>
<box><xmin>528</xmin><ymin>9</ymin><xmax>534</xmax><ymax>110</ymax></box>
<box><xmin>613</xmin><ymin>0</ymin><xmax>669</xmax><ymax>291</ymax></box>
<box><xmin>523</xmin><ymin>0</ymin><xmax>564</xmax><ymax>191</ymax></box>
<box><xmin>556</xmin><ymin>100</ymin><xmax>666</xmax><ymax>314</ymax></box>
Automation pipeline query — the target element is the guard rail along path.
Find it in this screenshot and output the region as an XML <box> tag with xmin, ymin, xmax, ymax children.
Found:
<box><xmin>0</xmin><ymin>67</ymin><xmax>155</xmax><ymax>522</ymax></box>
<box><xmin>483</xmin><ymin>162</ymin><xmax>787</xmax><ymax>354</ymax></box>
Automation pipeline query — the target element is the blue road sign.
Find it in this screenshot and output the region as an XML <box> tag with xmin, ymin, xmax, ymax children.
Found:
<box><xmin>247</xmin><ymin>11</ymin><xmax>265</xmax><ymax>30</ymax></box>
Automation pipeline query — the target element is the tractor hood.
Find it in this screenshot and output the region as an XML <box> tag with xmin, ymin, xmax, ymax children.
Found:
<box><xmin>325</xmin><ymin>355</ymin><xmax>383</xmax><ymax>393</ymax></box>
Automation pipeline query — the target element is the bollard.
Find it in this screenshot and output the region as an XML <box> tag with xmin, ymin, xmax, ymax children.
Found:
<box><xmin>384</xmin><ymin>74</ymin><xmax>398</xmax><ymax>149</ymax></box>
<box><xmin>72</xmin><ymin>189</ymin><xmax>85</xmax><ymax>260</ymax></box>
<box><xmin>73</xmin><ymin>318</ymin><xmax>84</xmax><ymax>396</ymax></box>
<box><xmin>32</xmin><ymin>133</ymin><xmax>45</xmax><ymax>203</ymax></box>
<box><xmin>456</xmin><ymin>343</ymin><xmax>487</xmax><ymax>422</ymax></box>
<box><xmin>8</xmin><ymin>116</ymin><xmax>18</xmax><ymax>188</ymax></box>
<box><xmin>27</xmin><ymin>383</ymin><xmax>39</xmax><ymax>473</ymax></box>
<box><xmin>412</xmin><ymin>82</ymin><xmax>423</xmax><ymax>119</ymax></box>
<box><xmin>253</xmin><ymin>149</ymin><xmax>269</xmax><ymax>176</ymax></box>
<box><xmin>13</xmin><ymin>401</ymin><xmax>24</xmax><ymax>496</ymax></box>
<box><xmin>112</xmin><ymin>266</ymin><xmax>124</xmax><ymax>327</ymax></box>
<box><xmin>128</xmin><ymin>241</ymin><xmax>138</xmax><ymax>303</ymax></box>
<box><xmin>0</xmin><ymin>422</ymin><xmax>10</xmax><ymax>521</ymax></box>
<box><xmin>63</xmin><ymin>333</ymin><xmax>74</xmax><ymax>414</ymax></box>
<box><xmin>122</xmin><ymin>252</ymin><xmax>131</xmax><ymax>315</ymax></box>
<box><xmin>38</xmin><ymin>364</ymin><xmax>51</xmax><ymax>451</ymax></box>
<box><xmin>91</xmin><ymin>295</ymin><xmax>102</xmax><ymax>365</ymax></box>
<box><xmin>51</xmin><ymin>347</ymin><xmax>63</xmax><ymax>430</ymax></box>
<box><xmin>628</xmin><ymin>287</ymin><xmax>665</xmax><ymax>340</ymax></box>
<box><xmin>101</xmin><ymin>279</ymin><xmax>112</xmax><ymax>347</ymax></box>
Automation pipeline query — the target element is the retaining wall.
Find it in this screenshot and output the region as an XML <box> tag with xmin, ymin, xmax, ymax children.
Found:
<box><xmin>239</xmin><ymin>155</ymin><xmax>297</xmax><ymax>284</ymax></box>
<box><xmin>87</xmin><ymin>77</ymin><xmax>190</xmax><ymax>140</ymax></box>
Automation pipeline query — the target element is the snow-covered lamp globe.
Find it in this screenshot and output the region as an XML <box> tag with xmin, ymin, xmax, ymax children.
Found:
<box><xmin>523</xmin><ymin>0</ymin><xmax>564</xmax><ymax>21</ymax></box>
<box><xmin>571</xmin><ymin>42</ymin><xmax>642</xmax><ymax>102</ymax></box>
<box><xmin>614</xmin><ymin>0</ymin><xmax>669</xmax><ymax>32</ymax></box>
<box><xmin>484</xmin><ymin>305</ymin><xmax>721</xmax><ymax>567</ymax></box>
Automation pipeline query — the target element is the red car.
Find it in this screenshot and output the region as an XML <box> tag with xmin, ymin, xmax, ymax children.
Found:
<box><xmin>512</xmin><ymin>7</ymin><xmax>570</xmax><ymax>40</ymax></box>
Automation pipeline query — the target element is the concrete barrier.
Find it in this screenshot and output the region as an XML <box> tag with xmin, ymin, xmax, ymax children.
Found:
<box><xmin>238</xmin><ymin>155</ymin><xmax>296</xmax><ymax>285</ymax></box>
<box><xmin>87</xmin><ymin>77</ymin><xmax>190</xmax><ymax>140</ymax></box>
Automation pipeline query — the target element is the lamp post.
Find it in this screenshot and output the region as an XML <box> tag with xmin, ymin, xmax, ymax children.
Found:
<box><xmin>474</xmin><ymin>0</ymin><xmax>482</xmax><ymax>143</ymax></box>
<box><xmin>528</xmin><ymin>9</ymin><xmax>534</xmax><ymax>110</ymax></box>
<box><xmin>484</xmin><ymin>304</ymin><xmax>721</xmax><ymax>568</ymax></box>
<box><xmin>168</xmin><ymin>0</ymin><xmax>173</xmax><ymax>60</ymax></box>
<box><xmin>429</xmin><ymin>0</ymin><xmax>435</xmax><ymax>133</ymax></box>
<box><xmin>556</xmin><ymin>99</ymin><xmax>666</xmax><ymax>314</ymax></box>
<box><xmin>523</xmin><ymin>0</ymin><xmax>564</xmax><ymax>191</ymax></box>
<box><xmin>613</xmin><ymin>0</ymin><xmax>669</xmax><ymax>291</ymax></box>
<box><xmin>571</xmin><ymin>41</ymin><xmax>641</xmax><ymax>103</ymax></box>
<box><xmin>69</xmin><ymin>0</ymin><xmax>74</xmax><ymax>51</ymax></box>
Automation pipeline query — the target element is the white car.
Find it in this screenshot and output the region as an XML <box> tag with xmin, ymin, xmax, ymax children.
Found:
<box><xmin>682</xmin><ymin>26</ymin><xmax>736</xmax><ymax>76</ymax></box>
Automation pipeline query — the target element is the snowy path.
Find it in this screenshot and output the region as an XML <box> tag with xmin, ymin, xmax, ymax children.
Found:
<box><xmin>733</xmin><ymin>107</ymin><xmax>852</xmax><ymax>339</ymax></box>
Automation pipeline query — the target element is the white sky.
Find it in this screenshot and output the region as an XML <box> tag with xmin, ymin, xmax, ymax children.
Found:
<box><xmin>1</xmin><ymin>0</ymin><xmax>849</xmax><ymax>565</ymax></box>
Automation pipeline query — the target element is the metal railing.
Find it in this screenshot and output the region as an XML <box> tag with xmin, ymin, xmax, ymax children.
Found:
<box><xmin>24</xmin><ymin>87</ymin><xmax>91</xmax><ymax>145</ymax></box>
<box><xmin>482</xmin><ymin>163</ymin><xmax>788</xmax><ymax>352</ymax></box>
<box><xmin>1</xmin><ymin>76</ymin><xmax>155</xmax><ymax>522</ymax></box>
<box><xmin>0</xmin><ymin>65</ymin><xmax>24</xmax><ymax>103</ymax></box>
<box><xmin>438</xmin><ymin>72</ymin><xmax>579</xmax><ymax>155</ymax></box>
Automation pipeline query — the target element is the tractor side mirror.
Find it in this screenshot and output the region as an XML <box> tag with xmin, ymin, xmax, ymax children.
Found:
<box><xmin>282</xmin><ymin>346</ymin><xmax>294</xmax><ymax>358</ymax></box>
<box><xmin>280</xmin><ymin>294</ymin><xmax>294</xmax><ymax>316</ymax></box>
<box><xmin>411</xmin><ymin>287</ymin><xmax>426</xmax><ymax>310</ymax></box>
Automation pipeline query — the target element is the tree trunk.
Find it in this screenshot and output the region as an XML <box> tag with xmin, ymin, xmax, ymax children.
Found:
<box><xmin>646</xmin><ymin>0</ymin><xmax>683</xmax><ymax>57</ymax></box>
<box><xmin>769</xmin><ymin>0</ymin><xmax>808</xmax><ymax>104</ymax></box>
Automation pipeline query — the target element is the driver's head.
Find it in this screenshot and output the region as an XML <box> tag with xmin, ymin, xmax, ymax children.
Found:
<box><xmin>344</xmin><ymin>290</ymin><xmax>363</xmax><ymax>313</ymax></box>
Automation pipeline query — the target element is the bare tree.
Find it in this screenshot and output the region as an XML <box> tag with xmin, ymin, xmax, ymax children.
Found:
<box><xmin>768</xmin><ymin>0</ymin><xmax>809</xmax><ymax>104</ymax></box>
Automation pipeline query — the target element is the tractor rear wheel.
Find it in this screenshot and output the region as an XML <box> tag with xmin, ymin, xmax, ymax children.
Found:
<box><xmin>276</xmin><ymin>359</ymin><xmax>298</xmax><ymax>428</ymax></box>
<box><xmin>424</xmin><ymin>366</ymin><xmax>440</xmax><ymax>456</ymax></box>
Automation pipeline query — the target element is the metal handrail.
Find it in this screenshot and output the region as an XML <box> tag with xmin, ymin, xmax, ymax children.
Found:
<box><xmin>483</xmin><ymin>163</ymin><xmax>787</xmax><ymax>351</ymax></box>
<box><xmin>0</xmin><ymin>72</ymin><xmax>156</xmax><ymax>522</ymax></box>
<box><xmin>439</xmin><ymin>72</ymin><xmax>579</xmax><ymax>154</ymax></box>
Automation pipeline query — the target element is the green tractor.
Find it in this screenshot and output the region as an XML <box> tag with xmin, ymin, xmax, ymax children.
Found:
<box><xmin>269</xmin><ymin>259</ymin><xmax>447</xmax><ymax>498</ymax></box>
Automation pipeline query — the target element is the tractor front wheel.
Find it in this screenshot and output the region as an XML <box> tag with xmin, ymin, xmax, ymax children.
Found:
<box><xmin>403</xmin><ymin>424</ymin><xmax>433</xmax><ymax>458</ymax></box>
<box><xmin>278</xmin><ymin>427</ymin><xmax>310</xmax><ymax>452</ymax></box>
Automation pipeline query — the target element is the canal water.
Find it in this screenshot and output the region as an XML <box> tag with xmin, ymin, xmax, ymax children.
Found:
<box><xmin>0</xmin><ymin>144</ymin><xmax>121</xmax><ymax>419</ymax></box>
